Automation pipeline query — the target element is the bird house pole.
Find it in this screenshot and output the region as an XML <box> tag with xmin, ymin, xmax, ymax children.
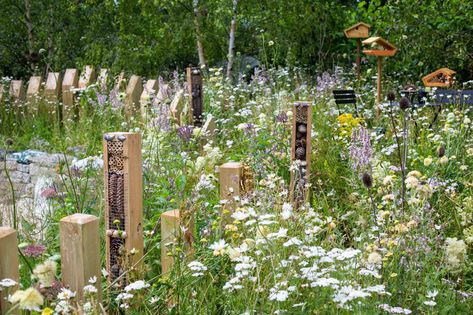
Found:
<box><xmin>377</xmin><ymin>56</ymin><xmax>382</xmax><ymax>104</ymax></box>
<box><xmin>356</xmin><ymin>39</ymin><xmax>362</xmax><ymax>79</ymax></box>
<box><xmin>344</xmin><ymin>22</ymin><xmax>370</xmax><ymax>81</ymax></box>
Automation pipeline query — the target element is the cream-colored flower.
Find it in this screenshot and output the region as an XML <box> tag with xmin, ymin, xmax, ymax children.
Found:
<box><xmin>9</xmin><ymin>287</ymin><xmax>44</xmax><ymax>311</ymax></box>
<box><xmin>383</xmin><ymin>176</ymin><xmax>394</xmax><ymax>186</ymax></box>
<box><xmin>445</xmin><ymin>238</ymin><xmax>467</xmax><ymax>274</ymax></box>
<box><xmin>439</xmin><ymin>156</ymin><xmax>449</xmax><ymax>164</ymax></box>
<box><xmin>367</xmin><ymin>252</ymin><xmax>382</xmax><ymax>265</ymax></box>
<box><xmin>33</xmin><ymin>260</ymin><xmax>57</xmax><ymax>287</ymax></box>
<box><xmin>405</xmin><ymin>176</ymin><xmax>419</xmax><ymax>189</ymax></box>
<box><xmin>407</xmin><ymin>171</ymin><xmax>422</xmax><ymax>178</ymax></box>
<box><xmin>424</xmin><ymin>157</ymin><xmax>433</xmax><ymax>166</ymax></box>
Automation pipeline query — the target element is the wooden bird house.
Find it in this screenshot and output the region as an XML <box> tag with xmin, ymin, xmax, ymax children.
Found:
<box><xmin>362</xmin><ymin>37</ymin><xmax>397</xmax><ymax>57</ymax></box>
<box><xmin>422</xmin><ymin>68</ymin><xmax>456</xmax><ymax>87</ymax></box>
<box><xmin>344</xmin><ymin>22</ymin><xmax>371</xmax><ymax>39</ymax></box>
<box><xmin>103</xmin><ymin>132</ymin><xmax>143</xmax><ymax>286</ymax></box>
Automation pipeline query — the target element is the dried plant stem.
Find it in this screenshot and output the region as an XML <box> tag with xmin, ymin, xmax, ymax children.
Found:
<box><xmin>388</xmin><ymin>104</ymin><xmax>406</xmax><ymax>215</ymax></box>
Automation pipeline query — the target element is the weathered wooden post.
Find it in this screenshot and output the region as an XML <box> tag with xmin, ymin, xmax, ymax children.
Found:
<box><xmin>140</xmin><ymin>79</ymin><xmax>158</xmax><ymax>118</ymax></box>
<box><xmin>103</xmin><ymin>132</ymin><xmax>143</xmax><ymax>285</ymax></box>
<box><xmin>125</xmin><ymin>75</ymin><xmax>143</xmax><ymax>116</ymax></box>
<box><xmin>186</xmin><ymin>67</ymin><xmax>204</xmax><ymax>126</ymax></box>
<box><xmin>219</xmin><ymin>162</ymin><xmax>253</xmax><ymax>218</ymax></box>
<box><xmin>60</xmin><ymin>214</ymin><xmax>101</xmax><ymax>302</ymax></box>
<box><xmin>114</xmin><ymin>72</ymin><xmax>127</xmax><ymax>92</ymax></box>
<box><xmin>26</xmin><ymin>76</ymin><xmax>43</xmax><ymax>100</ymax></box>
<box><xmin>62</xmin><ymin>69</ymin><xmax>79</xmax><ymax>120</ymax></box>
<box><xmin>9</xmin><ymin>80</ymin><xmax>26</xmax><ymax>101</ymax></box>
<box><xmin>0</xmin><ymin>84</ymin><xmax>4</xmax><ymax>103</ymax></box>
<box><xmin>97</xmin><ymin>68</ymin><xmax>110</xmax><ymax>92</ymax></box>
<box><xmin>78</xmin><ymin>65</ymin><xmax>96</xmax><ymax>89</ymax></box>
<box><xmin>0</xmin><ymin>227</ymin><xmax>20</xmax><ymax>315</ymax></box>
<box><xmin>201</xmin><ymin>114</ymin><xmax>216</xmax><ymax>144</ymax></box>
<box><xmin>290</xmin><ymin>102</ymin><xmax>312</xmax><ymax>206</ymax></box>
<box><xmin>170</xmin><ymin>89</ymin><xmax>185</xmax><ymax>125</ymax></box>
<box><xmin>344</xmin><ymin>22</ymin><xmax>371</xmax><ymax>80</ymax></box>
<box><xmin>44</xmin><ymin>72</ymin><xmax>62</xmax><ymax>101</ymax></box>
<box><xmin>362</xmin><ymin>37</ymin><xmax>397</xmax><ymax>113</ymax></box>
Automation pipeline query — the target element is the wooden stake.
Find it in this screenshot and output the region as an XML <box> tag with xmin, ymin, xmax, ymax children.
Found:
<box><xmin>219</xmin><ymin>162</ymin><xmax>253</xmax><ymax>219</ymax></box>
<box><xmin>377</xmin><ymin>56</ymin><xmax>382</xmax><ymax>116</ymax></box>
<box><xmin>60</xmin><ymin>214</ymin><xmax>101</xmax><ymax>303</ymax></box>
<box><xmin>0</xmin><ymin>227</ymin><xmax>19</xmax><ymax>315</ymax></box>
<box><xmin>9</xmin><ymin>80</ymin><xmax>26</xmax><ymax>101</ymax></box>
<box><xmin>103</xmin><ymin>132</ymin><xmax>143</xmax><ymax>285</ymax></box>
<box><xmin>140</xmin><ymin>79</ymin><xmax>158</xmax><ymax>118</ymax></box>
<box><xmin>44</xmin><ymin>72</ymin><xmax>62</xmax><ymax>101</ymax></box>
<box><xmin>125</xmin><ymin>75</ymin><xmax>143</xmax><ymax>116</ymax></box>
<box><xmin>97</xmin><ymin>69</ymin><xmax>110</xmax><ymax>92</ymax></box>
<box><xmin>78</xmin><ymin>65</ymin><xmax>96</xmax><ymax>89</ymax></box>
<box><xmin>186</xmin><ymin>67</ymin><xmax>204</xmax><ymax>126</ymax></box>
<box><xmin>62</xmin><ymin>69</ymin><xmax>79</xmax><ymax>120</ymax></box>
<box><xmin>356</xmin><ymin>39</ymin><xmax>361</xmax><ymax>80</ymax></box>
<box><xmin>26</xmin><ymin>76</ymin><xmax>42</xmax><ymax>99</ymax></box>
<box><xmin>290</xmin><ymin>102</ymin><xmax>312</xmax><ymax>206</ymax></box>
<box><xmin>160</xmin><ymin>209</ymin><xmax>194</xmax><ymax>274</ymax></box>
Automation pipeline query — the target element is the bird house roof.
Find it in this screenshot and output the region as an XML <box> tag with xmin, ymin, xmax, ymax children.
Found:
<box><xmin>422</xmin><ymin>68</ymin><xmax>456</xmax><ymax>87</ymax></box>
<box><xmin>344</xmin><ymin>22</ymin><xmax>371</xmax><ymax>38</ymax></box>
<box><xmin>362</xmin><ymin>37</ymin><xmax>397</xmax><ymax>56</ymax></box>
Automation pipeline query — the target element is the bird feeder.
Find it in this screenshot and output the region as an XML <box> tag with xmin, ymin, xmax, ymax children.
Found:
<box><xmin>422</xmin><ymin>68</ymin><xmax>456</xmax><ymax>88</ymax></box>
<box><xmin>362</xmin><ymin>37</ymin><xmax>397</xmax><ymax>107</ymax></box>
<box><xmin>344</xmin><ymin>22</ymin><xmax>371</xmax><ymax>79</ymax></box>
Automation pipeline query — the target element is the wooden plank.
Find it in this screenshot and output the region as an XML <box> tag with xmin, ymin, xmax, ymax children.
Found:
<box><xmin>219</xmin><ymin>162</ymin><xmax>253</xmax><ymax>218</ymax></box>
<box><xmin>334</xmin><ymin>98</ymin><xmax>356</xmax><ymax>105</ymax></box>
<box><xmin>170</xmin><ymin>89</ymin><xmax>185</xmax><ymax>125</ymax></box>
<box><xmin>78</xmin><ymin>65</ymin><xmax>96</xmax><ymax>89</ymax></box>
<box><xmin>201</xmin><ymin>114</ymin><xmax>216</xmax><ymax>144</ymax></box>
<box><xmin>103</xmin><ymin>132</ymin><xmax>143</xmax><ymax>286</ymax></box>
<box><xmin>60</xmin><ymin>214</ymin><xmax>101</xmax><ymax>303</ymax></box>
<box><xmin>186</xmin><ymin>67</ymin><xmax>204</xmax><ymax>126</ymax></box>
<box><xmin>290</xmin><ymin>102</ymin><xmax>312</xmax><ymax>206</ymax></box>
<box><xmin>62</xmin><ymin>69</ymin><xmax>79</xmax><ymax>120</ymax></box>
<box><xmin>125</xmin><ymin>75</ymin><xmax>143</xmax><ymax>116</ymax></box>
<box><xmin>9</xmin><ymin>80</ymin><xmax>26</xmax><ymax>101</ymax></box>
<box><xmin>333</xmin><ymin>90</ymin><xmax>355</xmax><ymax>95</ymax></box>
<box><xmin>140</xmin><ymin>79</ymin><xmax>158</xmax><ymax>117</ymax></box>
<box><xmin>161</xmin><ymin>210</ymin><xmax>194</xmax><ymax>274</ymax></box>
<box><xmin>0</xmin><ymin>227</ymin><xmax>19</xmax><ymax>315</ymax></box>
<box><xmin>44</xmin><ymin>72</ymin><xmax>62</xmax><ymax>101</ymax></box>
<box><xmin>97</xmin><ymin>69</ymin><xmax>110</xmax><ymax>92</ymax></box>
<box><xmin>26</xmin><ymin>76</ymin><xmax>43</xmax><ymax>98</ymax></box>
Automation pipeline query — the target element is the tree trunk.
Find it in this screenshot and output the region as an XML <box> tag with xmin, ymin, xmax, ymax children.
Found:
<box><xmin>24</xmin><ymin>0</ymin><xmax>35</xmax><ymax>72</ymax></box>
<box><xmin>46</xmin><ymin>4</ymin><xmax>53</xmax><ymax>74</ymax></box>
<box><xmin>192</xmin><ymin>0</ymin><xmax>207</xmax><ymax>68</ymax></box>
<box><xmin>226</xmin><ymin>0</ymin><xmax>238</xmax><ymax>80</ymax></box>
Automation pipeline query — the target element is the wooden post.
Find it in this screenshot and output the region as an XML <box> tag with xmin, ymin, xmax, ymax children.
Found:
<box><xmin>114</xmin><ymin>72</ymin><xmax>127</xmax><ymax>92</ymax></box>
<box><xmin>219</xmin><ymin>162</ymin><xmax>253</xmax><ymax>218</ymax></box>
<box><xmin>125</xmin><ymin>75</ymin><xmax>143</xmax><ymax>116</ymax></box>
<box><xmin>186</xmin><ymin>67</ymin><xmax>204</xmax><ymax>126</ymax></box>
<box><xmin>0</xmin><ymin>84</ymin><xmax>4</xmax><ymax>102</ymax></box>
<box><xmin>140</xmin><ymin>79</ymin><xmax>158</xmax><ymax>118</ymax></box>
<box><xmin>78</xmin><ymin>66</ymin><xmax>96</xmax><ymax>89</ymax></box>
<box><xmin>103</xmin><ymin>132</ymin><xmax>143</xmax><ymax>285</ymax></box>
<box><xmin>356</xmin><ymin>39</ymin><xmax>361</xmax><ymax>79</ymax></box>
<box><xmin>44</xmin><ymin>72</ymin><xmax>62</xmax><ymax>101</ymax></box>
<box><xmin>161</xmin><ymin>210</ymin><xmax>194</xmax><ymax>275</ymax></box>
<box><xmin>97</xmin><ymin>68</ymin><xmax>109</xmax><ymax>92</ymax></box>
<box><xmin>290</xmin><ymin>102</ymin><xmax>312</xmax><ymax>206</ymax></box>
<box><xmin>201</xmin><ymin>114</ymin><xmax>216</xmax><ymax>144</ymax></box>
<box><xmin>9</xmin><ymin>80</ymin><xmax>26</xmax><ymax>101</ymax></box>
<box><xmin>0</xmin><ymin>227</ymin><xmax>19</xmax><ymax>315</ymax></box>
<box><xmin>60</xmin><ymin>214</ymin><xmax>101</xmax><ymax>303</ymax></box>
<box><xmin>377</xmin><ymin>56</ymin><xmax>382</xmax><ymax>115</ymax></box>
<box><xmin>62</xmin><ymin>69</ymin><xmax>79</xmax><ymax>120</ymax></box>
<box><xmin>26</xmin><ymin>76</ymin><xmax>43</xmax><ymax>99</ymax></box>
<box><xmin>170</xmin><ymin>89</ymin><xmax>185</xmax><ymax>125</ymax></box>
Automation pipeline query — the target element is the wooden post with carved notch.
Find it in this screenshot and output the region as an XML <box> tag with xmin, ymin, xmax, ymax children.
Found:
<box><xmin>60</xmin><ymin>214</ymin><xmax>102</xmax><ymax>303</ymax></box>
<box><xmin>9</xmin><ymin>80</ymin><xmax>26</xmax><ymax>101</ymax></box>
<box><xmin>26</xmin><ymin>76</ymin><xmax>42</xmax><ymax>100</ymax></box>
<box><xmin>140</xmin><ymin>79</ymin><xmax>158</xmax><ymax>118</ymax></box>
<box><xmin>97</xmin><ymin>69</ymin><xmax>110</xmax><ymax>92</ymax></box>
<box><xmin>79</xmin><ymin>65</ymin><xmax>96</xmax><ymax>89</ymax></box>
<box><xmin>44</xmin><ymin>72</ymin><xmax>62</xmax><ymax>101</ymax></box>
<box><xmin>186</xmin><ymin>67</ymin><xmax>204</xmax><ymax>126</ymax></box>
<box><xmin>125</xmin><ymin>75</ymin><xmax>143</xmax><ymax>116</ymax></box>
<box><xmin>219</xmin><ymin>162</ymin><xmax>253</xmax><ymax>219</ymax></box>
<box><xmin>290</xmin><ymin>102</ymin><xmax>312</xmax><ymax>206</ymax></box>
<box><xmin>160</xmin><ymin>209</ymin><xmax>194</xmax><ymax>274</ymax></box>
<box><xmin>62</xmin><ymin>69</ymin><xmax>79</xmax><ymax>120</ymax></box>
<box><xmin>0</xmin><ymin>227</ymin><xmax>19</xmax><ymax>315</ymax></box>
<box><xmin>103</xmin><ymin>132</ymin><xmax>143</xmax><ymax>286</ymax></box>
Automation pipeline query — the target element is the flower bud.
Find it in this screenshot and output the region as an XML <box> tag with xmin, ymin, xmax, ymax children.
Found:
<box><xmin>362</xmin><ymin>173</ymin><xmax>373</xmax><ymax>189</ymax></box>
<box><xmin>399</xmin><ymin>97</ymin><xmax>410</xmax><ymax>110</ymax></box>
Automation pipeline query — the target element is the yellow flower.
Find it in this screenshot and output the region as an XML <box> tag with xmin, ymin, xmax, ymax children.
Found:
<box><xmin>337</xmin><ymin>113</ymin><xmax>363</xmax><ymax>138</ymax></box>
<box><xmin>42</xmin><ymin>307</ymin><xmax>54</xmax><ymax>315</ymax></box>
<box><xmin>9</xmin><ymin>287</ymin><xmax>44</xmax><ymax>311</ymax></box>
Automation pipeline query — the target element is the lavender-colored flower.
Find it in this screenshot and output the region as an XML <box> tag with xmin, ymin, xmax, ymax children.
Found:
<box><xmin>150</xmin><ymin>102</ymin><xmax>171</xmax><ymax>132</ymax></box>
<box><xmin>244</xmin><ymin>123</ymin><xmax>255</xmax><ymax>136</ymax></box>
<box><xmin>276</xmin><ymin>112</ymin><xmax>288</xmax><ymax>123</ymax></box>
<box><xmin>23</xmin><ymin>244</ymin><xmax>46</xmax><ymax>257</ymax></box>
<box><xmin>349</xmin><ymin>126</ymin><xmax>373</xmax><ymax>172</ymax></box>
<box><xmin>96</xmin><ymin>91</ymin><xmax>108</xmax><ymax>107</ymax></box>
<box><xmin>316</xmin><ymin>71</ymin><xmax>340</xmax><ymax>96</ymax></box>
<box><xmin>177</xmin><ymin>125</ymin><xmax>193</xmax><ymax>142</ymax></box>
<box><xmin>109</xmin><ymin>89</ymin><xmax>122</xmax><ymax>110</ymax></box>
<box><xmin>41</xmin><ymin>187</ymin><xmax>58</xmax><ymax>199</ymax></box>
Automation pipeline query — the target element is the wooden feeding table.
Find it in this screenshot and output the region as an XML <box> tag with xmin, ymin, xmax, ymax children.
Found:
<box><xmin>422</xmin><ymin>68</ymin><xmax>456</xmax><ymax>88</ymax></box>
<box><xmin>362</xmin><ymin>36</ymin><xmax>397</xmax><ymax>107</ymax></box>
<box><xmin>344</xmin><ymin>22</ymin><xmax>371</xmax><ymax>79</ymax></box>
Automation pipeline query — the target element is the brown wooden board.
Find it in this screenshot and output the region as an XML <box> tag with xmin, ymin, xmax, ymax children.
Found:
<box><xmin>103</xmin><ymin>132</ymin><xmax>143</xmax><ymax>286</ymax></box>
<box><xmin>290</xmin><ymin>102</ymin><xmax>312</xmax><ymax>206</ymax></box>
<box><xmin>0</xmin><ymin>227</ymin><xmax>19</xmax><ymax>315</ymax></box>
<box><xmin>186</xmin><ymin>67</ymin><xmax>204</xmax><ymax>126</ymax></box>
